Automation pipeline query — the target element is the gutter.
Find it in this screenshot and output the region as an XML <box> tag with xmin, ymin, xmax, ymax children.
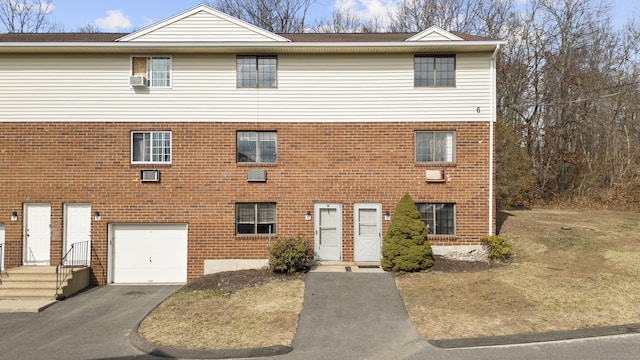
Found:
<box><xmin>489</xmin><ymin>44</ymin><xmax>501</xmax><ymax>235</ymax></box>
<box><xmin>0</xmin><ymin>40</ymin><xmax>507</xmax><ymax>54</ymax></box>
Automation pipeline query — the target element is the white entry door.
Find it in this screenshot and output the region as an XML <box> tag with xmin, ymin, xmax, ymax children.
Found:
<box><xmin>354</xmin><ymin>203</ymin><xmax>382</xmax><ymax>262</ymax></box>
<box><xmin>314</xmin><ymin>203</ymin><xmax>342</xmax><ymax>261</ymax></box>
<box><xmin>64</xmin><ymin>204</ymin><xmax>91</xmax><ymax>266</ymax></box>
<box><xmin>23</xmin><ymin>203</ymin><xmax>51</xmax><ymax>266</ymax></box>
<box><xmin>0</xmin><ymin>223</ymin><xmax>5</xmax><ymax>271</ymax></box>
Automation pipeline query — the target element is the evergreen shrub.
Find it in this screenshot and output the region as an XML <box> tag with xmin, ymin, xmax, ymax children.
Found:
<box><xmin>381</xmin><ymin>193</ymin><xmax>434</xmax><ymax>272</ymax></box>
<box><xmin>482</xmin><ymin>235</ymin><xmax>512</xmax><ymax>262</ymax></box>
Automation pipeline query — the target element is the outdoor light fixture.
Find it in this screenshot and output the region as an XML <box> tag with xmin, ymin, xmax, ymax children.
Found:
<box><xmin>305</xmin><ymin>211</ymin><xmax>311</xmax><ymax>221</ymax></box>
<box><xmin>384</xmin><ymin>211</ymin><xmax>391</xmax><ymax>221</ymax></box>
<box><xmin>94</xmin><ymin>211</ymin><xmax>102</xmax><ymax>221</ymax></box>
<box><xmin>11</xmin><ymin>211</ymin><xmax>18</xmax><ymax>221</ymax></box>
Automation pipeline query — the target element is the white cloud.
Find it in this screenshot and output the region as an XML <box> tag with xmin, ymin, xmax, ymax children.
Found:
<box><xmin>95</xmin><ymin>10</ymin><xmax>132</xmax><ymax>31</ymax></box>
<box><xmin>333</xmin><ymin>0</ymin><xmax>397</xmax><ymax>25</ymax></box>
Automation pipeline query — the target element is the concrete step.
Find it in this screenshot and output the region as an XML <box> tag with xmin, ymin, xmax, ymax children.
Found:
<box><xmin>0</xmin><ymin>288</ymin><xmax>56</xmax><ymax>299</ymax></box>
<box><xmin>1</xmin><ymin>273</ymin><xmax>58</xmax><ymax>282</ymax></box>
<box><xmin>2</xmin><ymin>266</ymin><xmax>57</xmax><ymax>274</ymax></box>
<box><xmin>0</xmin><ymin>281</ymin><xmax>62</xmax><ymax>289</ymax></box>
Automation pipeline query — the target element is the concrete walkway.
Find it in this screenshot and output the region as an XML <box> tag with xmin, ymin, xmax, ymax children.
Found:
<box><xmin>287</xmin><ymin>272</ymin><xmax>429</xmax><ymax>360</ymax></box>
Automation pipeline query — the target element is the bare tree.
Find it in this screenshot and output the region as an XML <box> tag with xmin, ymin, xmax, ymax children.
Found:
<box><xmin>0</xmin><ymin>0</ymin><xmax>55</xmax><ymax>33</ymax></box>
<box><xmin>207</xmin><ymin>0</ymin><xmax>312</xmax><ymax>33</ymax></box>
<box><xmin>78</xmin><ymin>23</ymin><xmax>100</xmax><ymax>33</ymax></box>
<box><xmin>390</xmin><ymin>0</ymin><xmax>477</xmax><ymax>32</ymax></box>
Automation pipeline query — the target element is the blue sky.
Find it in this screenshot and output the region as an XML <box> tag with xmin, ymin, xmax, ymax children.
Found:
<box><xmin>47</xmin><ymin>0</ymin><xmax>639</xmax><ymax>32</ymax></box>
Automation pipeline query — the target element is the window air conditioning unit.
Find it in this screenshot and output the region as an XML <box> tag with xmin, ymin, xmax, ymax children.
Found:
<box><xmin>247</xmin><ymin>169</ymin><xmax>267</xmax><ymax>182</ymax></box>
<box><xmin>129</xmin><ymin>75</ymin><xmax>147</xmax><ymax>87</ymax></box>
<box><xmin>425</xmin><ymin>169</ymin><xmax>446</xmax><ymax>182</ymax></box>
<box><xmin>141</xmin><ymin>170</ymin><xmax>160</xmax><ymax>182</ymax></box>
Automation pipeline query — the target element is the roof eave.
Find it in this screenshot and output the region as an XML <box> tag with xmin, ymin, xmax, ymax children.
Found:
<box><xmin>0</xmin><ymin>40</ymin><xmax>506</xmax><ymax>54</ymax></box>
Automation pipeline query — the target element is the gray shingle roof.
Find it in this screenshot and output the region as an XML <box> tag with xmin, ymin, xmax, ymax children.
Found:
<box><xmin>0</xmin><ymin>31</ymin><xmax>492</xmax><ymax>43</ymax></box>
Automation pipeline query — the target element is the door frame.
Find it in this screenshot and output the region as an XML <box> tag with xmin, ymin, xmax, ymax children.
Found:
<box><xmin>23</xmin><ymin>203</ymin><xmax>51</xmax><ymax>266</ymax></box>
<box><xmin>0</xmin><ymin>223</ymin><xmax>5</xmax><ymax>271</ymax></box>
<box><xmin>63</xmin><ymin>203</ymin><xmax>92</xmax><ymax>266</ymax></box>
<box><xmin>314</xmin><ymin>203</ymin><xmax>342</xmax><ymax>261</ymax></box>
<box><xmin>353</xmin><ymin>203</ymin><xmax>382</xmax><ymax>262</ymax></box>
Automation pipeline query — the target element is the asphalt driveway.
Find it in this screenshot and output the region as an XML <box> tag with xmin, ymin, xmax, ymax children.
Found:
<box><xmin>0</xmin><ymin>284</ymin><xmax>180</xmax><ymax>360</ymax></box>
<box><xmin>1</xmin><ymin>274</ymin><xmax>639</xmax><ymax>360</ymax></box>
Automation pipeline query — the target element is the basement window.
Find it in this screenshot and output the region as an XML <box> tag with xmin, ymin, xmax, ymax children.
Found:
<box><xmin>236</xmin><ymin>203</ymin><xmax>276</xmax><ymax>234</ymax></box>
<box><xmin>417</xmin><ymin>203</ymin><xmax>455</xmax><ymax>235</ymax></box>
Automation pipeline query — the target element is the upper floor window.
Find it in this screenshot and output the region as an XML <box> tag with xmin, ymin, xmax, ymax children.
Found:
<box><xmin>417</xmin><ymin>203</ymin><xmax>455</xmax><ymax>235</ymax></box>
<box><xmin>414</xmin><ymin>55</ymin><xmax>455</xmax><ymax>87</ymax></box>
<box><xmin>131</xmin><ymin>131</ymin><xmax>171</xmax><ymax>164</ymax></box>
<box><xmin>236</xmin><ymin>203</ymin><xmax>276</xmax><ymax>234</ymax></box>
<box><xmin>132</xmin><ymin>56</ymin><xmax>171</xmax><ymax>87</ymax></box>
<box><xmin>237</xmin><ymin>131</ymin><xmax>277</xmax><ymax>163</ymax></box>
<box><xmin>236</xmin><ymin>56</ymin><xmax>277</xmax><ymax>88</ymax></box>
<box><xmin>415</xmin><ymin>131</ymin><xmax>455</xmax><ymax>163</ymax></box>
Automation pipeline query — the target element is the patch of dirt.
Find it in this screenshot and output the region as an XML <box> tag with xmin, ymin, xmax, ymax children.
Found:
<box><xmin>180</xmin><ymin>268</ymin><xmax>305</xmax><ymax>293</ymax></box>
<box><xmin>427</xmin><ymin>255</ymin><xmax>499</xmax><ymax>272</ymax></box>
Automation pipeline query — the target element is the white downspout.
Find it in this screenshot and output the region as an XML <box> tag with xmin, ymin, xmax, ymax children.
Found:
<box><xmin>489</xmin><ymin>44</ymin><xmax>500</xmax><ymax>235</ymax></box>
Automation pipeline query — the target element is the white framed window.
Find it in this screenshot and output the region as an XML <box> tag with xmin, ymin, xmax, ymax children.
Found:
<box><xmin>236</xmin><ymin>203</ymin><xmax>276</xmax><ymax>234</ymax></box>
<box><xmin>237</xmin><ymin>131</ymin><xmax>277</xmax><ymax>163</ymax></box>
<box><xmin>131</xmin><ymin>131</ymin><xmax>172</xmax><ymax>164</ymax></box>
<box><xmin>414</xmin><ymin>55</ymin><xmax>456</xmax><ymax>87</ymax></box>
<box><xmin>417</xmin><ymin>203</ymin><xmax>455</xmax><ymax>235</ymax></box>
<box><xmin>131</xmin><ymin>56</ymin><xmax>172</xmax><ymax>87</ymax></box>
<box><xmin>236</xmin><ymin>56</ymin><xmax>277</xmax><ymax>88</ymax></box>
<box><xmin>415</xmin><ymin>131</ymin><xmax>455</xmax><ymax>163</ymax></box>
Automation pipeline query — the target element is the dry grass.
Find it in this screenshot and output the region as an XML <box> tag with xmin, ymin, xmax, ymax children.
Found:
<box><xmin>396</xmin><ymin>209</ymin><xmax>640</xmax><ymax>339</ymax></box>
<box><xmin>139</xmin><ymin>279</ymin><xmax>305</xmax><ymax>349</ymax></box>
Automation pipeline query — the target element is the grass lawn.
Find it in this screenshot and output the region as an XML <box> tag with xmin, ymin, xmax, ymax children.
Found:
<box><xmin>139</xmin><ymin>209</ymin><xmax>640</xmax><ymax>349</ymax></box>
<box><xmin>396</xmin><ymin>209</ymin><xmax>640</xmax><ymax>339</ymax></box>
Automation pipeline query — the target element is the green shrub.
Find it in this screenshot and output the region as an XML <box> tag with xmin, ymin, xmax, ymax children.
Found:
<box><xmin>482</xmin><ymin>235</ymin><xmax>512</xmax><ymax>262</ymax></box>
<box><xmin>269</xmin><ymin>235</ymin><xmax>313</xmax><ymax>273</ymax></box>
<box><xmin>381</xmin><ymin>193</ymin><xmax>434</xmax><ymax>272</ymax></box>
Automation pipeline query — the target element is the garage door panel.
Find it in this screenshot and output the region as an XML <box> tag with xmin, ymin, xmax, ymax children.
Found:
<box><xmin>112</xmin><ymin>224</ymin><xmax>188</xmax><ymax>283</ymax></box>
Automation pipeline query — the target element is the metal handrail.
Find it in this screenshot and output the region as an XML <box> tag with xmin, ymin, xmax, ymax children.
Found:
<box><xmin>56</xmin><ymin>241</ymin><xmax>90</xmax><ymax>297</ymax></box>
<box><xmin>0</xmin><ymin>243</ymin><xmax>4</xmax><ymax>272</ymax></box>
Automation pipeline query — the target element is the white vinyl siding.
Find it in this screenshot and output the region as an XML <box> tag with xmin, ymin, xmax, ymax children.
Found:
<box><xmin>0</xmin><ymin>53</ymin><xmax>492</xmax><ymax>122</ymax></box>
<box><xmin>126</xmin><ymin>10</ymin><xmax>281</xmax><ymax>42</ymax></box>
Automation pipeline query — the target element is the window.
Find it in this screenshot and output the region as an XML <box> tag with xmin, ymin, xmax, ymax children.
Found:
<box><xmin>415</xmin><ymin>131</ymin><xmax>454</xmax><ymax>163</ymax></box>
<box><xmin>414</xmin><ymin>55</ymin><xmax>455</xmax><ymax>87</ymax></box>
<box><xmin>236</xmin><ymin>203</ymin><xmax>276</xmax><ymax>234</ymax></box>
<box><xmin>417</xmin><ymin>203</ymin><xmax>455</xmax><ymax>235</ymax></box>
<box><xmin>131</xmin><ymin>56</ymin><xmax>171</xmax><ymax>87</ymax></box>
<box><xmin>237</xmin><ymin>131</ymin><xmax>277</xmax><ymax>163</ymax></box>
<box><xmin>131</xmin><ymin>131</ymin><xmax>171</xmax><ymax>164</ymax></box>
<box><xmin>236</xmin><ymin>56</ymin><xmax>277</xmax><ymax>88</ymax></box>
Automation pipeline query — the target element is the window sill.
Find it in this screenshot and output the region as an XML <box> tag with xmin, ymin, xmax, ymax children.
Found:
<box><xmin>237</xmin><ymin>162</ymin><xmax>278</xmax><ymax>167</ymax></box>
<box><xmin>130</xmin><ymin>163</ymin><xmax>172</xmax><ymax>168</ymax></box>
<box><xmin>415</xmin><ymin>162</ymin><xmax>456</xmax><ymax>167</ymax></box>
<box><xmin>428</xmin><ymin>235</ymin><xmax>456</xmax><ymax>241</ymax></box>
<box><xmin>236</xmin><ymin>234</ymin><xmax>277</xmax><ymax>240</ymax></box>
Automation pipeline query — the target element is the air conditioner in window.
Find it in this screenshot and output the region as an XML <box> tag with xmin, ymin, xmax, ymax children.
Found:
<box><xmin>247</xmin><ymin>169</ymin><xmax>267</xmax><ymax>182</ymax></box>
<box><xmin>425</xmin><ymin>169</ymin><xmax>446</xmax><ymax>182</ymax></box>
<box><xmin>141</xmin><ymin>170</ymin><xmax>160</xmax><ymax>182</ymax></box>
<box><xmin>129</xmin><ymin>75</ymin><xmax>147</xmax><ymax>87</ymax></box>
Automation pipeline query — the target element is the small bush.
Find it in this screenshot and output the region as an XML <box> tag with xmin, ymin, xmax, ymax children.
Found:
<box><xmin>269</xmin><ymin>235</ymin><xmax>313</xmax><ymax>273</ymax></box>
<box><xmin>381</xmin><ymin>193</ymin><xmax>434</xmax><ymax>272</ymax></box>
<box><xmin>482</xmin><ymin>235</ymin><xmax>512</xmax><ymax>262</ymax></box>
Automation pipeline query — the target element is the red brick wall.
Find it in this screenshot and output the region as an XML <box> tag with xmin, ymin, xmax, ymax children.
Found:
<box><xmin>0</xmin><ymin>121</ymin><xmax>494</xmax><ymax>284</ymax></box>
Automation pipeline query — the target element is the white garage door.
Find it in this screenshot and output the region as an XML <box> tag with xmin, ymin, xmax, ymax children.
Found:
<box><xmin>111</xmin><ymin>223</ymin><xmax>188</xmax><ymax>283</ymax></box>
